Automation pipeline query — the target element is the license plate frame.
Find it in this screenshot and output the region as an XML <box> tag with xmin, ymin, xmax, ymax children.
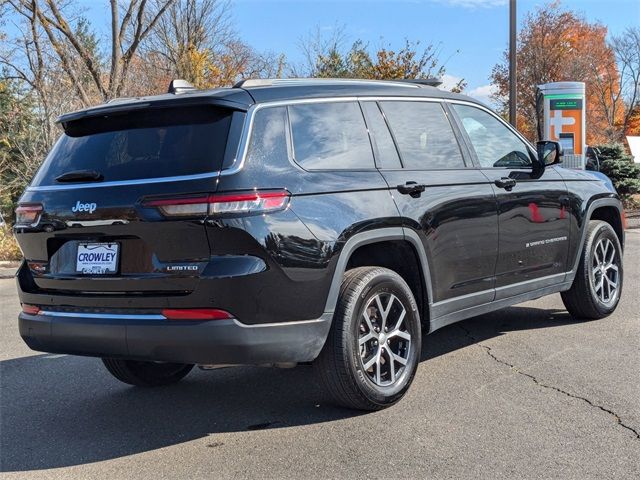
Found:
<box><xmin>76</xmin><ymin>242</ymin><xmax>120</xmax><ymax>275</ymax></box>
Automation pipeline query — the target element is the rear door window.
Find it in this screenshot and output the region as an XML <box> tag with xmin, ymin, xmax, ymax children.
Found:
<box><xmin>288</xmin><ymin>101</ymin><xmax>375</xmax><ymax>170</ymax></box>
<box><xmin>380</xmin><ymin>101</ymin><xmax>465</xmax><ymax>170</ymax></box>
<box><xmin>361</xmin><ymin>101</ymin><xmax>402</xmax><ymax>169</ymax></box>
<box><xmin>31</xmin><ymin>106</ymin><xmax>233</xmax><ymax>186</ymax></box>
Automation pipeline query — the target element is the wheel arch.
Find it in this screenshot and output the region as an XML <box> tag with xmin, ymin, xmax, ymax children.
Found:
<box><xmin>567</xmin><ymin>197</ymin><xmax>625</xmax><ymax>284</ymax></box>
<box><xmin>323</xmin><ymin>228</ymin><xmax>433</xmax><ymax>327</ymax></box>
<box><xmin>590</xmin><ymin>205</ymin><xmax>624</xmax><ymax>249</ymax></box>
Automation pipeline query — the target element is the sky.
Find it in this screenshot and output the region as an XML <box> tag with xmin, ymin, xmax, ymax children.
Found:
<box><xmin>68</xmin><ymin>0</ymin><xmax>640</xmax><ymax>105</ymax></box>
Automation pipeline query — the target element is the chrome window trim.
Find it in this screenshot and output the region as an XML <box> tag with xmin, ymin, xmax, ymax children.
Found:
<box><xmin>229</xmin><ymin>96</ymin><xmax>450</xmax><ymax>176</ymax></box>
<box><xmin>26</xmin><ymin>171</ymin><xmax>221</xmax><ymax>192</ymax></box>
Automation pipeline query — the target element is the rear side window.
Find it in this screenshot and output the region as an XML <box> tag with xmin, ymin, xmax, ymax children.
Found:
<box><xmin>246</xmin><ymin>107</ymin><xmax>288</xmax><ymax>165</ymax></box>
<box><xmin>380</xmin><ymin>101</ymin><xmax>465</xmax><ymax>170</ymax></box>
<box><xmin>361</xmin><ymin>102</ymin><xmax>402</xmax><ymax>169</ymax></box>
<box><xmin>32</xmin><ymin>106</ymin><xmax>232</xmax><ymax>185</ymax></box>
<box><xmin>288</xmin><ymin>102</ymin><xmax>374</xmax><ymax>170</ymax></box>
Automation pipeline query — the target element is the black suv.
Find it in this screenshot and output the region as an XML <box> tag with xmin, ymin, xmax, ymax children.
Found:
<box><xmin>15</xmin><ymin>78</ymin><xmax>625</xmax><ymax>410</ymax></box>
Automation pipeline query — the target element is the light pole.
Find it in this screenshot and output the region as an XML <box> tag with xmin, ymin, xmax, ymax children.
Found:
<box><xmin>509</xmin><ymin>0</ymin><xmax>517</xmax><ymax>127</ymax></box>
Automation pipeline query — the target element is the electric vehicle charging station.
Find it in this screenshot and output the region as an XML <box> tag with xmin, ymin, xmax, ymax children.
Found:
<box><xmin>537</xmin><ymin>82</ymin><xmax>587</xmax><ymax>169</ymax></box>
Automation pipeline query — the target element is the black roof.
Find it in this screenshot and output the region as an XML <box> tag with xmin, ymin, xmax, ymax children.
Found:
<box><xmin>58</xmin><ymin>79</ymin><xmax>484</xmax><ymax>124</ymax></box>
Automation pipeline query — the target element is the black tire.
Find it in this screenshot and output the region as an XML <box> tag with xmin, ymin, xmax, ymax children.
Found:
<box><xmin>561</xmin><ymin>220</ymin><xmax>623</xmax><ymax>320</ymax></box>
<box><xmin>102</xmin><ymin>358</ymin><xmax>194</xmax><ymax>386</ymax></box>
<box><xmin>315</xmin><ymin>266</ymin><xmax>422</xmax><ymax>411</ymax></box>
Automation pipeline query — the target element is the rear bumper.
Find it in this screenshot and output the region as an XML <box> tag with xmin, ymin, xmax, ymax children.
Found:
<box><xmin>19</xmin><ymin>310</ymin><xmax>332</xmax><ymax>365</ymax></box>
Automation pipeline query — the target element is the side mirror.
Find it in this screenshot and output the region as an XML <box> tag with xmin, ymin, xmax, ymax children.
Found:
<box><xmin>536</xmin><ymin>141</ymin><xmax>563</xmax><ymax>166</ymax></box>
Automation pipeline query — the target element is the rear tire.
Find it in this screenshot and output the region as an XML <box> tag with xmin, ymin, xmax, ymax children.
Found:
<box><xmin>561</xmin><ymin>220</ymin><xmax>623</xmax><ymax>320</ymax></box>
<box><xmin>102</xmin><ymin>358</ymin><xmax>193</xmax><ymax>386</ymax></box>
<box><xmin>315</xmin><ymin>267</ymin><xmax>421</xmax><ymax>411</ymax></box>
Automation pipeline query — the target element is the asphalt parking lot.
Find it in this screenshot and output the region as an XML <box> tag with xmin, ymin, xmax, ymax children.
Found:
<box><xmin>1</xmin><ymin>232</ymin><xmax>638</xmax><ymax>479</ymax></box>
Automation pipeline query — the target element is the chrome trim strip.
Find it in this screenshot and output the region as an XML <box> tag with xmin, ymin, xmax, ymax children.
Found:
<box><xmin>38</xmin><ymin>311</ymin><xmax>166</xmax><ymax>320</ymax></box>
<box><xmin>65</xmin><ymin>219</ymin><xmax>130</xmax><ymax>227</ymax></box>
<box><xmin>36</xmin><ymin>310</ymin><xmax>330</xmax><ymax>327</ymax></box>
<box><xmin>27</xmin><ymin>170</ymin><xmax>220</xmax><ymax>192</ymax></box>
<box><xmin>232</xmin><ymin>313</ymin><xmax>332</xmax><ymax>329</ymax></box>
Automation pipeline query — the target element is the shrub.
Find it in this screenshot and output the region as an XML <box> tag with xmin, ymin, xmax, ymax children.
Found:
<box><xmin>594</xmin><ymin>143</ymin><xmax>640</xmax><ymax>202</ymax></box>
<box><xmin>0</xmin><ymin>226</ymin><xmax>22</xmax><ymax>261</ymax></box>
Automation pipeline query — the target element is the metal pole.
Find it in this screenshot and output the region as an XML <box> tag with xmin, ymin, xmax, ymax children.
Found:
<box><xmin>509</xmin><ymin>0</ymin><xmax>517</xmax><ymax>127</ymax></box>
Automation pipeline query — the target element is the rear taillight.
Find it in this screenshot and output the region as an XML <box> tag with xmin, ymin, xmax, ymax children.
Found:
<box><xmin>209</xmin><ymin>191</ymin><xmax>289</xmax><ymax>214</ymax></box>
<box><xmin>144</xmin><ymin>190</ymin><xmax>290</xmax><ymax>218</ymax></box>
<box><xmin>21</xmin><ymin>304</ymin><xmax>41</xmax><ymax>315</ymax></box>
<box><xmin>162</xmin><ymin>308</ymin><xmax>233</xmax><ymax>320</ymax></box>
<box><xmin>144</xmin><ymin>196</ymin><xmax>209</xmax><ymax>217</ymax></box>
<box><xmin>15</xmin><ymin>204</ymin><xmax>43</xmax><ymax>226</ymax></box>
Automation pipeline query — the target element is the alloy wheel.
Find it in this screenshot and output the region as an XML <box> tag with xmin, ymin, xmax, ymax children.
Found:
<box><xmin>358</xmin><ymin>293</ymin><xmax>412</xmax><ymax>387</ymax></box>
<box><xmin>591</xmin><ymin>237</ymin><xmax>620</xmax><ymax>306</ymax></box>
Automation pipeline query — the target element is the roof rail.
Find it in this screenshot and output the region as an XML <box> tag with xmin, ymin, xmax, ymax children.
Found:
<box><xmin>233</xmin><ymin>78</ymin><xmax>421</xmax><ymax>89</ymax></box>
<box><xmin>168</xmin><ymin>79</ymin><xmax>196</xmax><ymax>94</ymax></box>
<box><xmin>397</xmin><ymin>78</ymin><xmax>443</xmax><ymax>87</ymax></box>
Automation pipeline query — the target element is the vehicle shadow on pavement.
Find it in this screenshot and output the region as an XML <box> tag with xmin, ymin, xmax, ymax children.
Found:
<box><xmin>1</xmin><ymin>305</ymin><xmax>582</xmax><ymax>472</ymax></box>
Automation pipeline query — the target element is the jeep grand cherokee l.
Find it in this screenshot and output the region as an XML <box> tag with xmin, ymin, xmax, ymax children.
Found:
<box><xmin>14</xmin><ymin>78</ymin><xmax>625</xmax><ymax>410</ymax></box>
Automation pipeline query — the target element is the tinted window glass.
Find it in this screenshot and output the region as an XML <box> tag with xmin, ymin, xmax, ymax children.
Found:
<box><xmin>289</xmin><ymin>102</ymin><xmax>374</xmax><ymax>170</ymax></box>
<box><xmin>380</xmin><ymin>101</ymin><xmax>465</xmax><ymax>170</ymax></box>
<box><xmin>32</xmin><ymin>106</ymin><xmax>232</xmax><ymax>185</ymax></box>
<box><xmin>452</xmin><ymin>104</ymin><xmax>533</xmax><ymax>168</ymax></box>
<box><xmin>246</xmin><ymin>107</ymin><xmax>288</xmax><ymax>165</ymax></box>
<box><xmin>361</xmin><ymin>102</ymin><xmax>402</xmax><ymax>169</ymax></box>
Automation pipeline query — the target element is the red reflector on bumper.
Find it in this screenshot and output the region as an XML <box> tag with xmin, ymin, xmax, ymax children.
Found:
<box><xmin>162</xmin><ymin>308</ymin><xmax>232</xmax><ymax>320</ymax></box>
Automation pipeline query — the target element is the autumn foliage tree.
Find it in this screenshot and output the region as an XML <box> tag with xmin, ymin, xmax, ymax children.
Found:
<box><xmin>297</xmin><ymin>29</ymin><xmax>465</xmax><ymax>91</ymax></box>
<box><xmin>491</xmin><ymin>1</ymin><xmax>622</xmax><ymax>144</ymax></box>
<box><xmin>143</xmin><ymin>0</ymin><xmax>283</xmax><ymax>89</ymax></box>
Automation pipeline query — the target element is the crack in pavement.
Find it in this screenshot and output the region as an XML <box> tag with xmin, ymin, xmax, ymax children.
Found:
<box><xmin>457</xmin><ymin>324</ymin><xmax>640</xmax><ymax>440</ymax></box>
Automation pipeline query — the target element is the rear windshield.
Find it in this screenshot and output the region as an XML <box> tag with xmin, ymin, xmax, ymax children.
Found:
<box><xmin>32</xmin><ymin>106</ymin><xmax>232</xmax><ymax>185</ymax></box>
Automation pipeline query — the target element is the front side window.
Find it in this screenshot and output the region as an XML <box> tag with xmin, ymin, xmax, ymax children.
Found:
<box><xmin>452</xmin><ymin>104</ymin><xmax>533</xmax><ymax>168</ymax></box>
<box><xmin>379</xmin><ymin>101</ymin><xmax>465</xmax><ymax>170</ymax></box>
<box><xmin>288</xmin><ymin>102</ymin><xmax>374</xmax><ymax>170</ymax></box>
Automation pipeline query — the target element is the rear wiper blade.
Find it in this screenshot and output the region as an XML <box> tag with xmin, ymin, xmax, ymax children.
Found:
<box><xmin>55</xmin><ymin>169</ymin><xmax>103</xmax><ymax>183</ymax></box>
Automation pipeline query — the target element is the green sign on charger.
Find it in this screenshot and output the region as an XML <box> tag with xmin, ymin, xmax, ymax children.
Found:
<box><xmin>550</xmin><ymin>99</ymin><xmax>583</xmax><ymax>110</ymax></box>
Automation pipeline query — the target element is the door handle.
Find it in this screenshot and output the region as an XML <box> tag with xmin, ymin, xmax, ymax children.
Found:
<box><xmin>396</xmin><ymin>181</ymin><xmax>427</xmax><ymax>198</ymax></box>
<box><xmin>494</xmin><ymin>177</ymin><xmax>517</xmax><ymax>191</ymax></box>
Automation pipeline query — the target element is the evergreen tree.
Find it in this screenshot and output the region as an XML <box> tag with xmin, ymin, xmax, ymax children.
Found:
<box><xmin>595</xmin><ymin>143</ymin><xmax>640</xmax><ymax>200</ymax></box>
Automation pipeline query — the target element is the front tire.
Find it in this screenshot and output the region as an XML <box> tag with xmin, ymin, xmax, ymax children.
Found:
<box><xmin>316</xmin><ymin>267</ymin><xmax>422</xmax><ymax>411</ymax></box>
<box><xmin>102</xmin><ymin>358</ymin><xmax>194</xmax><ymax>386</ymax></box>
<box><xmin>561</xmin><ymin>220</ymin><xmax>623</xmax><ymax>320</ymax></box>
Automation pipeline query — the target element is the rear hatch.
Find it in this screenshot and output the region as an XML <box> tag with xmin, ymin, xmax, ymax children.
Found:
<box><xmin>15</xmin><ymin>101</ymin><xmax>246</xmax><ymax>295</ymax></box>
